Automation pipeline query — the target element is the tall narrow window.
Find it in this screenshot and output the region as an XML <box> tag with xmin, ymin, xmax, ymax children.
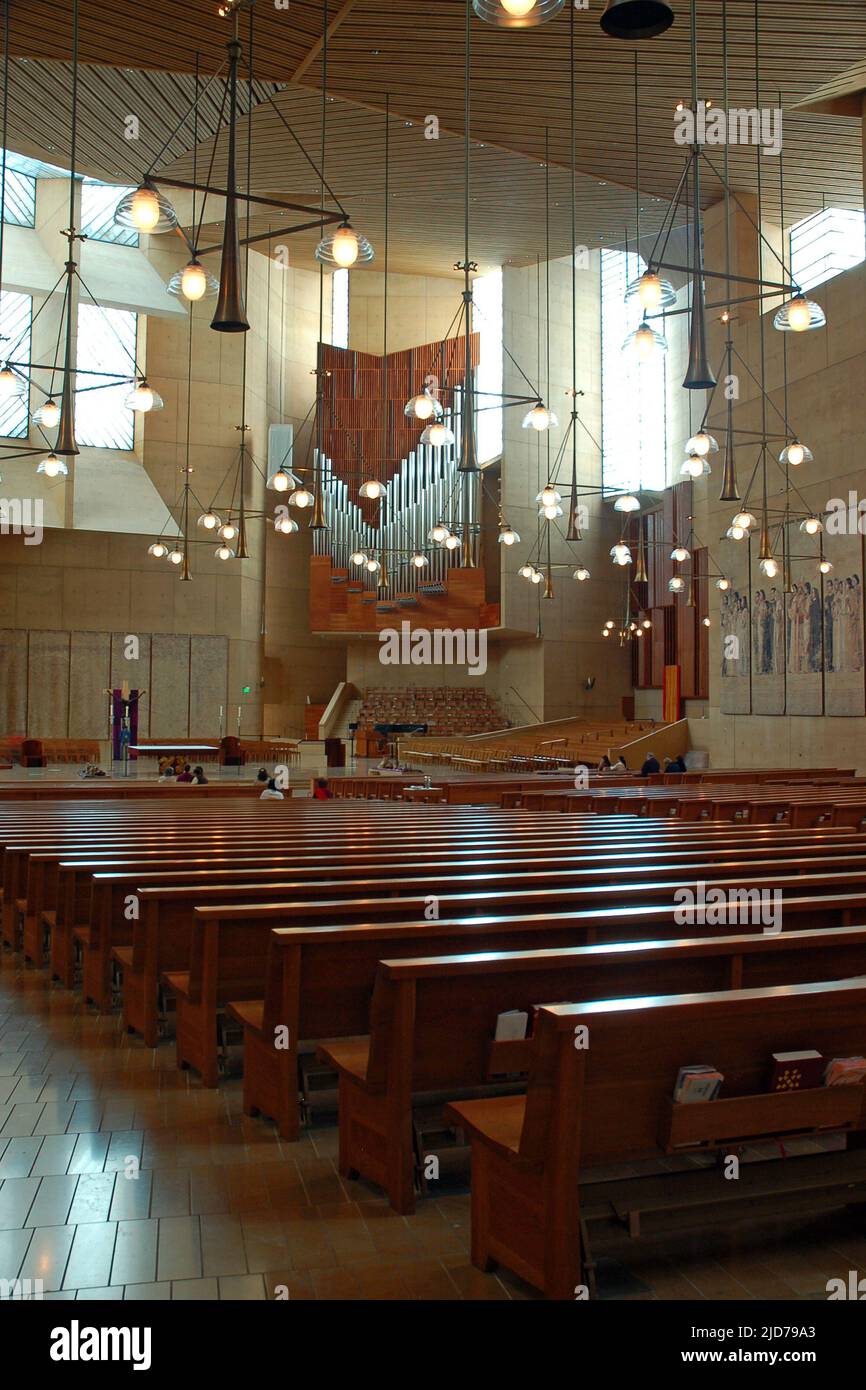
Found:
<box><xmin>331</xmin><ymin>268</ymin><xmax>349</xmax><ymax>348</ymax></box>
<box><xmin>789</xmin><ymin>207</ymin><xmax>866</xmax><ymax>294</ymax></box>
<box><xmin>80</xmin><ymin>181</ymin><xmax>138</xmax><ymax>247</ymax></box>
<box><xmin>75</xmin><ymin>304</ymin><xmax>137</xmax><ymax>450</ymax></box>
<box><xmin>600</xmin><ymin>248</ymin><xmax>666</xmax><ymax>495</ymax></box>
<box><xmin>474</xmin><ymin>266</ymin><xmax>503</xmax><ymax>466</ymax></box>
<box><xmin>0</xmin><ymin>162</ymin><xmax>35</xmax><ymax>227</ymax></box>
<box><xmin>0</xmin><ymin>290</ymin><xmax>31</xmax><ymax>438</ymax></box>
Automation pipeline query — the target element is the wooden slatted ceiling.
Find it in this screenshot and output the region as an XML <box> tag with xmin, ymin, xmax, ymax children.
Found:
<box><xmin>3</xmin><ymin>0</ymin><xmax>864</xmax><ymax>274</ymax></box>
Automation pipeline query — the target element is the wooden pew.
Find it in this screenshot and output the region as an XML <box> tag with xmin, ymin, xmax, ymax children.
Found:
<box><xmin>320</xmin><ymin>923</ymin><xmax>866</xmax><ymax>1212</ymax></box>
<box><xmin>227</xmin><ymin>887</ymin><xmax>866</xmax><ymax>1139</ymax></box>
<box><xmin>446</xmin><ymin>978</ymin><xmax>866</xmax><ymax>1299</ymax></box>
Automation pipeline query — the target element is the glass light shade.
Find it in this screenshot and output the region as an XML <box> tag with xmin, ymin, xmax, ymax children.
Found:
<box><xmin>610</xmin><ymin>543</ymin><xmax>632</xmax><ymax>566</ymax></box>
<box><xmin>215</xmin><ymin>543</ymin><xmax>235</xmax><ymax>561</ymax></box>
<box><xmin>717</xmin><ymin>577</ymin><xmax>731</xmax><ymax>591</ymax></box>
<box><xmin>625</xmin><ymin>271</ymin><xmax>676</xmax><ymax>310</ymax></box>
<box><xmin>625</xmin><ymin>321</ymin><xmax>667</xmax><ymax>360</ymax></box>
<box><xmin>819</xmin><ymin>559</ymin><xmax>833</xmax><ymax>574</ymax></box>
<box><xmin>350</xmin><ymin>550</ymin><xmax>368</xmax><ymax>566</ymax></box>
<box><xmin>197</xmin><ymin>511</ymin><xmax>220</xmax><ymax>531</ymax></box>
<box><xmin>411</xmin><ymin>552</ymin><xmax>428</xmax><ymax>568</ymax></box>
<box><xmin>33</xmin><ymin>398</ymin><xmax>60</xmax><ymax>427</ymax></box>
<box><xmin>167</xmin><ymin>547</ymin><xmax>184</xmax><ymax>565</ymax></box>
<box><xmin>530</xmin><ymin>569</ymin><xmax>544</xmax><ymax>584</ymax></box>
<box><xmin>267</xmin><ymin>469</ymin><xmax>295</xmax><ymax>493</ymax></box>
<box><xmin>420</xmin><ymin>420</ymin><xmax>455</xmax><ymax>447</ymax></box>
<box><xmin>522</xmin><ymin>402</ymin><xmax>558</xmax><ymax>432</ymax></box>
<box><xmin>288</xmin><ymin>488</ymin><xmax>314</xmax><ymax>509</ymax></box>
<box><xmin>365</xmin><ymin>558</ymin><xmax>381</xmax><ymax>572</ymax></box>
<box><xmin>642</xmin><ymin>619</ymin><xmax>652</xmax><ymax>629</ymax></box>
<box><xmin>519</xmin><ymin>564</ymin><xmax>535</xmax><ymax>579</ymax></box>
<box><xmin>541</xmin><ymin>505</ymin><xmax>563</xmax><ymax>521</ymax></box>
<box><xmin>779</xmin><ymin>441</ymin><xmax>812</xmax><ymax>467</ymax></box>
<box><xmin>726</xmin><ymin>525</ymin><xmax>746</xmax><ymax>541</ymax></box>
<box><xmin>759</xmin><ymin>557</ymin><xmax>779</xmax><ymax>578</ymax></box>
<box><xmin>114</xmin><ymin>182</ymin><xmax>178</xmax><ymax>234</ymax></box>
<box><xmin>147</xmin><ymin>541</ymin><xmax>168</xmax><ymax>558</ymax></box>
<box><xmin>602</xmin><ymin>628</ymin><xmax>610</xmax><ymax>637</ymax></box>
<box><xmin>703</xmin><ymin>616</ymin><xmax>712</xmax><ymax>627</ymax></box>
<box><xmin>168</xmin><ymin>259</ymin><xmax>219</xmax><ymax>302</ymax></box>
<box><xmin>773</xmin><ymin>295</ymin><xmax>825</xmax><ymax>332</ymax></box>
<box><xmin>799</xmin><ymin>517</ymin><xmax>823</xmax><ymax>535</ymax></box>
<box><xmin>671</xmin><ymin>546</ymin><xmax>690</xmax><ymax>562</ymax></box>
<box><xmin>733</xmin><ymin>511</ymin><xmax>756</xmax><ymax>530</ymax></box>
<box><xmin>680</xmin><ymin>455</ymin><xmax>707</xmax><ymax>479</ymax></box>
<box><xmin>687</xmin><ymin>431</ymin><xmax>718</xmax><ymax>456</ymax></box>
<box><xmin>573</xmin><ymin>565</ymin><xmax>591</xmax><ymax>581</ymax></box>
<box><xmin>536</xmin><ymin>486</ymin><xmax>561</xmax><ymax>507</ymax></box>
<box><xmin>613</xmin><ymin>494</ymin><xmax>640</xmax><ymax>513</ymax></box>
<box><xmin>429</xmin><ymin>521</ymin><xmax>450</xmax><ymax>543</ymax></box>
<box><xmin>668</xmin><ymin>576</ymin><xmax>686</xmax><ymax>592</ymax></box>
<box><xmin>444</xmin><ymin>534</ymin><xmax>461</xmax><ymax>551</ymax></box>
<box><xmin>498</xmin><ymin>525</ymin><xmax>520</xmax><ymax>545</ymax></box>
<box><xmin>315</xmin><ymin>221</ymin><xmax>374</xmax><ymax>269</ymax></box>
<box><xmin>0</xmin><ymin>365</ymin><xmax>23</xmax><ymax>399</ymax></box>
<box><xmin>605</xmin><ymin>621</ymin><xmax>616</xmax><ymax>630</ymax></box>
<box><xmin>125</xmin><ymin>379</ymin><xmax>163</xmax><ymax>413</ymax></box>
<box><xmin>36</xmin><ymin>453</ymin><xmax>68</xmax><ymax>477</ymax></box>
<box><xmin>358</xmin><ymin>479</ymin><xmax>385</xmax><ymax>500</ymax></box>
<box><xmin>275</xmin><ymin>515</ymin><xmax>299</xmax><ymax>534</ymax></box>
<box><xmin>472</xmin><ymin>0</ymin><xmax>566</xmax><ymax>27</ymax></box>
<box><xmin>218</xmin><ymin>522</ymin><xmax>238</xmax><ymax>542</ymax></box>
<box><xmin>405</xmin><ymin>392</ymin><xmax>443</xmax><ymax>422</ymax></box>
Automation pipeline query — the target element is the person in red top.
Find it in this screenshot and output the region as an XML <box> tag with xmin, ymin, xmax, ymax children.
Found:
<box><xmin>313</xmin><ymin>778</ymin><xmax>334</xmax><ymax>800</ymax></box>
<box><xmin>176</xmin><ymin>764</ymin><xmax>194</xmax><ymax>783</ymax></box>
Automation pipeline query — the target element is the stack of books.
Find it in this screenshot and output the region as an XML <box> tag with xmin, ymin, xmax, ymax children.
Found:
<box><xmin>673</xmin><ymin>1065</ymin><xmax>724</xmax><ymax>1103</ymax></box>
<box><xmin>824</xmin><ymin>1056</ymin><xmax>866</xmax><ymax>1087</ymax></box>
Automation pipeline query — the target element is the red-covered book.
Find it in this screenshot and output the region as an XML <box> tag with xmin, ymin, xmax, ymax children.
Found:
<box><xmin>767</xmin><ymin>1050</ymin><xmax>825</xmax><ymax>1092</ymax></box>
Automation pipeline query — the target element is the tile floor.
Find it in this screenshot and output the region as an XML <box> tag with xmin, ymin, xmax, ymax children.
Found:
<box><xmin>1</xmin><ymin>955</ymin><xmax>865</xmax><ymax>1301</ymax></box>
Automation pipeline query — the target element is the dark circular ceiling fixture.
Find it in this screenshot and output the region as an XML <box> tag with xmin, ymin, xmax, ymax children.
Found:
<box><xmin>600</xmin><ymin>0</ymin><xmax>675</xmax><ymax>40</ymax></box>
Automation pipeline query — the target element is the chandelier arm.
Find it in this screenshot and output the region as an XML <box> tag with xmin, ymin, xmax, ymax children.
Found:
<box><xmin>260</xmin><ymin>88</ymin><xmax>348</xmax><ymax>221</ymax></box>
<box><xmin>698</xmin><ymin>149</ymin><xmax>798</xmax><ymax>292</ymax></box>
<box><xmin>647</xmin><ymin>152</ymin><xmax>692</xmax><ymax>272</ymax></box>
<box><xmin>73</xmin><ymin>269</ymin><xmax>142</xmax><ymax>374</ymax></box>
<box><xmin>143</xmin><ymin>63</ymin><xmax>229</xmax><ymax>184</ymax></box>
<box><xmin>728</xmin><ymin>344</ymin><xmax>793</xmax><ymax>436</ymax></box>
<box><xmin>195</xmin><ymin>70</ymin><xmax>231</xmax><ymax>251</ymax></box>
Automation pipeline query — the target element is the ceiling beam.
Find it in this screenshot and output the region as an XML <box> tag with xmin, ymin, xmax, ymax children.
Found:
<box><xmin>293</xmin><ymin>0</ymin><xmax>360</xmax><ymax>84</ymax></box>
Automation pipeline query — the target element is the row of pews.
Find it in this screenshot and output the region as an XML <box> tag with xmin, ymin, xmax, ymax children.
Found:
<box><xmin>3</xmin><ymin>786</ymin><xmax>866</xmax><ymax>1299</ymax></box>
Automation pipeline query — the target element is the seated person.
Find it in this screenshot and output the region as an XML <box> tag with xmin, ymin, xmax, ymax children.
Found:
<box><xmin>176</xmin><ymin>763</ymin><xmax>194</xmax><ymax>783</ymax></box>
<box><xmin>376</xmin><ymin>757</ymin><xmax>396</xmax><ymax>772</ymax></box>
<box><xmin>255</xmin><ymin>767</ymin><xmax>269</xmax><ymax>784</ymax></box>
<box><xmin>191</xmin><ymin>765</ymin><xmax>208</xmax><ymax>785</ymax></box>
<box><xmin>640</xmin><ymin>751</ymin><xmax>661</xmax><ymax>776</ymax></box>
<box><xmin>313</xmin><ymin>777</ymin><xmax>334</xmax><ymax>800</ymax></box>
<box><xmin>664</xmin><ymin>754</ymin><xmax>687</xmax><ymax>774</ymax></box>
<box><xmin>260</xmin><ymin>777</ymin><xmax>284</xmax><ymax>801</ymax></box>
<box><xmin>611</xmin><ymin>755</ymin><xmax>627</xmax><ymax>773</ymax></box>
<box><xmin>597</xmin><ymin>754</ymin><xmax>612</xmax><ymax>774</ymax></box>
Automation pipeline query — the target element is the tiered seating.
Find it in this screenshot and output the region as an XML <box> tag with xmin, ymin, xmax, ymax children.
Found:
<box><xmin>3</xmin><ymin>777</ymin><xmax>866</xmax><ymax>1300</ymax></box>
<box><xmin>401</xmin><ymin>719</ymin><xmax>658</xmax><ymax>769</ymax></box>
<box><xmin>358</xmin><ymin>685</ymin><xmax>506</xmax><ymax>737</ymax></box>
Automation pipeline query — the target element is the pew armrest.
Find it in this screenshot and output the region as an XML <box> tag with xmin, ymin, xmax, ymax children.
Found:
<box><xmin>318</xmin><ymin>1038</ymin><xmax>372</xmax><ymax>1085</ymax></box>
<box><xmin>445</xmin><ymin>1095</ymin><xmax>527</xmax><ymax>1162</ymax></box>
<box><xmin>226</xmin><ymin>999</ymin><xmax>265</xmax><ymax>1034</ymax></box>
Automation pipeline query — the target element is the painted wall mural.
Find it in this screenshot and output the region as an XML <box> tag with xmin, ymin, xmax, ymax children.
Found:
<box><xmin>718</xmin><ymin>533</ymin><xmax>865</xmax><ymax>716</ymax></box>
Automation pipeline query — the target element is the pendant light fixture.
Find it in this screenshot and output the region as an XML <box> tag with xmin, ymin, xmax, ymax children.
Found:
<box><xmin>33</xmin><ymin>398</ymin><xmax>60</xmax><ymax>428</ymax></box>
<box><xmin>420</xmin><ymin>420</ymin><xmax>455</xmax><ymax>447</ymax></box>
<box><xmin>124</xmin><ymin>378</ymin><xmax>164</xmax><ymax>413</ymax></box>
<box><xmin>472</xmin><ymin>0</ymin><xmax>565</xmax><ymax>28</ymax></box>
<box><xmin>779</xmin><ymin>441</ymin><xmax>812</xmax><ymax>467</ymax></box>
<box><xmin>210</xmin><ymin>32</ymin><xmax>249</xmax><ymax>332</ymax></box>
<box><xmin>168</xmin><ymin>258</ymin><xmax>220</xmax><ymax>302</ymax></box>
<box><xmin>315</xmin><ymin>219</ymin><xmax>374</xmax><ymax>269</ymax></box>
<box><xmin>774</xmin><ymin>294</ymin><xmax>825</xmax><ymax>333</ymax></box>
<box><xmin>600</xmin><ymin>0</ymin><xmax>674</xmax><ymax>40</ymax></box>
<box><xmin>114</xmin><ymin>180</ymin><xmax>178</xmax><ymax>235</ymax></box>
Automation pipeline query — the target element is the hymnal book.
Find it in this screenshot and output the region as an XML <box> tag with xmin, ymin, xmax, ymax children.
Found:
<box><xmin>767</xmin><ymin>1050</ymin><xmax>824</xmax><ymax>1092</ymax></box>
<box><xmin>673</xmin><ymin>1065</ymin><xmax>723</xmax><ymax>1104</ymax></box>
<box><xmin>494</xmin><ymin>1010</ymin><xmax>529</xmax><ymax>1042</ymax></box>
<box><xmin>824</xmin><ymin>1056</ymin><xmax>866</xmax><ymax>1087</ymax></box>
